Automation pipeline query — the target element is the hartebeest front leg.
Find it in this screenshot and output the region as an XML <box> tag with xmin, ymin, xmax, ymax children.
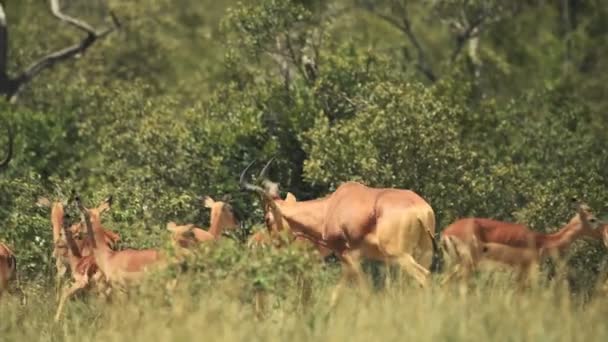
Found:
<box><xmin>330</xmin><ymin>252</ymin><xmax>369</xmax><ymax>309</ymax></box>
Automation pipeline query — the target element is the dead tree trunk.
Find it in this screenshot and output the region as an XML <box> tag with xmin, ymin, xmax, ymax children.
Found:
<box><xmin>0</xmin><ymin>1</ymin><xmax>119</xmax><ymax>103</ymax></box>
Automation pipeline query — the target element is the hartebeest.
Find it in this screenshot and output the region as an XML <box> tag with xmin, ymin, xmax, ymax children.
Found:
<box><xmin>76</xmin><ymin>195</ymin><xmax>165</xmax><ymax>289</ymax></box>
<box><xmin>440</xmin><ymin>201</ymin><xmax>600</xmax><ymax>282</ymax></box>
<box><xmin>240</xmin><ymin>160</ymin><xmax>436</xmax><ymax>305</ymax></box>
<box><xmin>167</xmin><ymin>196</ymin><xmax>239</xmax><ymax>249</ymax></box>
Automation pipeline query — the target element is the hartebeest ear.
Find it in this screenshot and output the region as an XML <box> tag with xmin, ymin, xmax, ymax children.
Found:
<box><xmin>97</xmin><ymin>196</ymin><xmax>113</xmax><ymax>214</ymax></box>
<box><xmin>203</xmin><ymin>196</ymin><xmax>215</xmax><ymax>208</ymax></box>
<box><xmin>166</xmin><ymin>222</ymin><xmax>178</xmax><ymax>232</ymax></box>
<box><xmin>285</xmin><ymin>192</ymin><xmax>297</xmax><ymax>204</ymax></box>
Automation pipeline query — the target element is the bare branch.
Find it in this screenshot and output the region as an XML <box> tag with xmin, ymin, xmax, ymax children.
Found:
<box><xmin>4</xmin><ymin>1</ymin><xmax>120</xmax><ymax>102</ymax></box>
<box><xmin>450</xmin><ymin>14</ymin><xmax>486</xmax><ymax>63</ymax></box>
<box><xmin>363</xmin><ymin>2</ymin><xmax>437</xmax><ymax>82</ymax></box>
<box><xmin>0</xmin><ymin>4</ymin><xmax>7</xmax><ymax>78</ymax></box>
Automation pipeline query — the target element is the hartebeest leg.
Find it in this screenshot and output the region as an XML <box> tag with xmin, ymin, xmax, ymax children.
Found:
<box><xmin>394</xmin><ymin>253</ymin><xmax>430</xmax><ymax>288</ymax></box>
<box><xmin>330</xmin><ymin>252</ymin><xmax>368</xmax><ymax>309</ymax></box>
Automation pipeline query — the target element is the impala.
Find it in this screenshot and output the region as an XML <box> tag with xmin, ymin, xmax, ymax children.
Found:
<box><xmin>0</xmin><ymin>242</ymin><xmax>16</xmax><ymax>299</ymax></box>
<box><xmin>440</xmin><ymin>201</ymin><xmax>600</xmax><ymax>282</ymax></box>
<box><xmin>0</xmin><ymin>121</ymin><xmax>12</xmax><ymax>170</ymax></box>
<box><xmin>240</xmin><ymin>159</ymin><xmax>437</xmax><ymax>305</ymax></box>
<box><xmin>53</xmin><ymin>201</ymin><xmax>112</xmax><ymax>321</ymax></box>
<box><xmin>76</xmin><ymin>195</ymin><xmax>165</xmax><ymax>289</ymax></box>
<box><xmin>167</xmin><ymin>196</ymin><xmax>239</xmax><ymax>249</ymax></box>
<box><xmin>0</xmin><ymin>122</ymin><xmax>14</xmax><ymax>298</ymax></box>
<box><xmin>38</xmin><ymin>197</ymin><xmax>119</xmax><ymax>297</ymax></box>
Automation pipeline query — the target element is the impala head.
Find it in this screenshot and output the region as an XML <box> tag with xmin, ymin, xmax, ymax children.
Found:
<box><xmin>203</xmin><ymin>196</ymin><xmax>239</xmax><ymax>233</ymax></box>
<box><xmin>568</xmin><ymin>198</ymin><xmax>601</xmax><ymax>235</ymax></box>
<box><xmin>0</xmin><ymin>121</ymin><xmax>13</xmax><ymax>171</ymax></box>
<box><xmin>166</xmin><ymin>221</ymin><xmax>198</xmax><ymax>247</ymax></box>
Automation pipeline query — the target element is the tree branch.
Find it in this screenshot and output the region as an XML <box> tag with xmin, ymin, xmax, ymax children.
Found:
<box><xmin>450</xmin><ymin>14</ymin><xmax>486</xmax><ymax>63</ymax></box>
<box><xmin>0</xmin><ymin>4</ymin><xmax>8</xmax><ymax>78</ymax></box>
<box><xmin>4</xmin><ymin>0</ymin><xmax>120</xmax><ymax>103</ymax></box>
<box><xmin>364</xmin><ymin>2</ymin><xmax>436</xmax><ymax>82</ymax></box>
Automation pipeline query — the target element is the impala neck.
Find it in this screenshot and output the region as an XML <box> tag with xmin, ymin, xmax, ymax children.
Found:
<box><xmin>208</xmin><ymin>210</ymin><xmax>223</xmax><ymax>238</ymax></box>
<box><xmin>536</xmin><ymin>216</ymin><xmax>584</xmax><ymax>252</ymax></box>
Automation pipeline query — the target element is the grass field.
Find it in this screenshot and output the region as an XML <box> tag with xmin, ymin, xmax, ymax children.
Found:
<box><xmin>1</xmin><ymin>241</ymin><xmax>607</xmax><ymax>342</ymax></box>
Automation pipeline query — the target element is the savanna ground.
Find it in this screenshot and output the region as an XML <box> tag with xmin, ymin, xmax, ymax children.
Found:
<box><xmin>1</xmin><ymin>0</ymin><xmax>608</xmax><ymax>341</ymax></box>
<box><xmin>2</xmin><ymin>239</ymin><xmax>608</xmax><ymax>342</ymax></box>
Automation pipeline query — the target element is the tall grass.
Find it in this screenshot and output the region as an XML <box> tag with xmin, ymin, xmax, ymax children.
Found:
<box><xmin>1</xmin><ymin>240</ymin><xmax>607</xmax><ymax>342</ymax></box>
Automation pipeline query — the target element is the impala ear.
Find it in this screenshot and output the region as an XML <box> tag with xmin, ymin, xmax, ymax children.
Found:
<box><xmin>37</xmin><ymin>197</ymin><xmax>52</xmax><ymax>208</ymax></box>
<box><xmin>98</xmin><ymin>195</ymin><xmax>113</xmax><ymax>214</ymax></box>
<box><xmin>203</xmin><ymin>196</ymin><xmax>215</xmax><ymax>208</ymax></box>
<box><xmin>285</xmin><ymin>192</ymin><xmax>297</xmax><ymax>204</ymax></box>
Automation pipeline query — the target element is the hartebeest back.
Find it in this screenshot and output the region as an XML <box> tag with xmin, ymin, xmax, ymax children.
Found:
<box><xmin>240</xmin><ymin>160</ymin><xmax>436</xmax><ymax>305</ymax></box>
<box><xmin>440</xmin><ymin>202</ymin><xmax>600</xmax><ymax>281</ymax></box>
<box><xmin>76</xmin><ymin>195</ymin><xmax>164</xmax><ymax>288</ymax></box>
<box><xmin>167</xmin><ymin>196</ymin><xmax>239</xmax><ymax>248</ymax></box>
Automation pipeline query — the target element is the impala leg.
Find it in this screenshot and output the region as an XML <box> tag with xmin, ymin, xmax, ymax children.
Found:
<box><xmin>55</xmin><ymin>263</ymin><xmax>67</xmax><ymax>301</ymax></box>
<box><xmin>54</xmin><ymin>276</ymin><xmax>89</xmax><ymax>322</ymax></box>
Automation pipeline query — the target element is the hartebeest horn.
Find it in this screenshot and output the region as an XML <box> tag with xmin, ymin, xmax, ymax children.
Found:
<box><xmin>258</xmin><ymin>157</ymin><xmax>275</xmax><ymax>180</ymax></box>
<box><xmin>239</xmin><ymin>160</ymin><xmax>266</xmax><ymax>194</ymax></box>
<box><xmin>0</xmin><ymin>122</ymin><xmax>13</xmax><ymax>170</ymax></box>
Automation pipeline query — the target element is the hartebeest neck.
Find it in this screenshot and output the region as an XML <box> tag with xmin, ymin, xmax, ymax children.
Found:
<box><xmin>276</xmin><ymin>198</ymin><xmax>327</xmax><ymax>242</ymax></box>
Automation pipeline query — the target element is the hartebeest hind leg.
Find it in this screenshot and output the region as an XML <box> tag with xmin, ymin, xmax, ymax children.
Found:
<box><xmin>393</xmin><ymin>253</ymin><xmax>430</xmax><ymax>287</ymax></box>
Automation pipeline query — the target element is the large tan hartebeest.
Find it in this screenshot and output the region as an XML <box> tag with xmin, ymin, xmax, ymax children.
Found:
<box><xmin>440</xmin><ymin>202</ymin><xmax>600</xmax><ymax>283</ymax></box>
<box><xmin>76</xmin><ymin>195</ymin><xmax>165</xmax><ymax>290</ymax></box>
<box><xmin>240</xmin><ymin>160</ymin><xmax>436</xmax><ymax>305</ymax></box>
<box><xmin>167</xmin><ymin>196</ymin><xmax>239</xmax><ymax>249</ymax></box>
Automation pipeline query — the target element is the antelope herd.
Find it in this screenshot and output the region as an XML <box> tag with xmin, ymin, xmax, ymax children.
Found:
<box><xmin>1</xmin><ymin>123</ymin><xmax>608</xmax><ymax>320</ymax></box>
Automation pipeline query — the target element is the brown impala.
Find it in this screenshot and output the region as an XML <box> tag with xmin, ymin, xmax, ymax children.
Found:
<box><xmin>440</xmin><ymin>200</ymin><xmax>601</xmax><ymax>282</ymax></box>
